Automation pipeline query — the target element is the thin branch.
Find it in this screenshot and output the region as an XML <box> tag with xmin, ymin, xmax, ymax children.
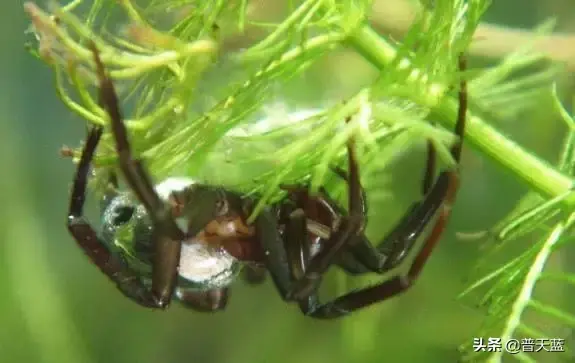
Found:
<box><xmin>370</xmin><ymin>0</ymin><xmax>575</xmax><ymax>70</ymax></box>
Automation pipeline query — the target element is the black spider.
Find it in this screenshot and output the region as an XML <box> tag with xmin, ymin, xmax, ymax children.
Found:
<box><xmin>66</xmin><ymin>43</ymin><xmax>467</xmax><ymax>319</ymax></box>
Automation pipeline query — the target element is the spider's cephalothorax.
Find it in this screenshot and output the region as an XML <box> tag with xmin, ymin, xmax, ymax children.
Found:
<box><xmin>66</xmin><ymin>43</ymin><xmax>468</xmax><ymax>318</ymax></box>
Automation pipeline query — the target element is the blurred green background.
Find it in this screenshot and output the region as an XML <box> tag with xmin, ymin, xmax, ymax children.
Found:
<box><xmin>2</xmin><ymin>1</ymin><xmax>575</xmax><ymax>362</ymax></box>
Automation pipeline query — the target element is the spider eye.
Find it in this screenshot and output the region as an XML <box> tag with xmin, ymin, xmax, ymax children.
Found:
<box><xmin>112</xmin><ymin>205</ymin><xmax>135</xmax><ymax>226</ymax></box>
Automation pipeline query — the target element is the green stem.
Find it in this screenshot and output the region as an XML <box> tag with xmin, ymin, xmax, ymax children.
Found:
<box><xmin>346</xmin><ymin>25</ymin><xmax>398</xmax><ymax>70</ymax></box>
<box><xmin>348</xmin><ymin>25</ymin><xmax>575</xmax><ymax>205</ymax></box>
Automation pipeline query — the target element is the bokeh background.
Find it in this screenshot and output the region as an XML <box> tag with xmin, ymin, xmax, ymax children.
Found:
<box><xmin>1</xmin><ymin>1</ymin><xmax>575</xmax><ymax>362</ymax></box>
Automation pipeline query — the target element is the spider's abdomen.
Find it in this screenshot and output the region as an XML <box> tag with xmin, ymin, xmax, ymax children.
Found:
<box><xmin>177</xmin><ymin>238</ymin><xmax>241</xmax><ymax>290</ymax></box>
<box><xmin>100</xmin><ymin>192</ymin><xmax>153</xmax><ymax>267</ymax></box>
<box><xmin>101</xmin><ymin>177</ymin><xmax>249</xmax><ymax>291</ymax></box>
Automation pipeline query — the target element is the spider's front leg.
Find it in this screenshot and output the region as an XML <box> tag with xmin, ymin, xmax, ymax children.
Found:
<box><xmin>351</xmin><ymin>56</ymin><xmax>468</xmax><ymax>276</ymax></box>
<box><xmin>261</xmin><ymin>56</ymin><xmax>468</xmax><ymax>319</ymax></box>
<box><xmin>287</xmin><ymin>132</ymin><xmax>366</xmax><ymax>300</ymax></box>
<box><xmin>89</xmin><ymin>42</ymin><xmax>184</xmax><ymax>308</ymax></box>
<box><xmin>254</xmin><ymin>130</ymin><xmax>368</xmax><ymax>318</ymax></box>
<box><xmin>67</xmin><ymin>127</ymin><xmax>163</xmax><ymax>308</ymax></box>
<box><xmin>301</xmin><ymin>56</ymin><xmax>468</xmax><ymax>317</ymax></box>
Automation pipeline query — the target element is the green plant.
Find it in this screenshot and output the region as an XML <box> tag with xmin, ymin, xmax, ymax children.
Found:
<box><xmin>457</xmin><ymin>88</ymin><xmax>575</xmax><ymax>362</ymax></box>
<box><xmin>24</xmin><ymin>0</ymin><xmax>575</xmax><ymax>361</ymax></box>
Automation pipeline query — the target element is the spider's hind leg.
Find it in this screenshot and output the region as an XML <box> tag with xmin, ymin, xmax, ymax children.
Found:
<box><xmin>90</xmin><ymin>42</ymin><xmax>191</xmax><ymax>308</ymax></box>
<box><xmin>66</xmin><ymin>127</ymin><xmax>163</xmax><ymax>308</ymax></box>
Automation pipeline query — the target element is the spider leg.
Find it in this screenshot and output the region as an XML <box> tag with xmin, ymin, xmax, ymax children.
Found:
<box><xmin>270</xmin><ymin>185</ymin><xmax>368</xmax><ymax>316</ymax></box>
<box><xmin>328</xmin><ymin>151</ymin><xmax>440</xmax><ymax>272</ymax></box>
<box><xmin>340</xmin><ymin>162</ymin><xmax>436</xmax><ymax>272</ymax></box>
<box><xmin>254</xmin><ymin>206</ymin><xmax>292</xmax><ymax>298</ymax></box>
<box><xmin>280</xmin><ymin>204</ymin><xmax>324</xmax><ymax>313</ymax></box>
<box><xmin>297</xmin><ymin>172</ymin><xmax>458</xmax><ymax>318</ymax></box>
<box><xmin>352</xmin><ymin>57</ymin><xmax>467</xmax><ymax>272</ymax></box>
<box><xmin>328</xmin><ymin>140</ymin><xmax>437</xmax><ymax>271</ymax></box>
<box><xmin>258</xmin><ymin>121</ymin><xmax>368</xmax><ymax>304</ymax></box>
<box><xmin>257</xmin><ymin>198</ymin><xmax>326</xmax><ymax>312</ymax></box>
<box><xmin>370</xmin><ymin>142</ymin><xmax>439</xmax><ymax>271</ymax></box>
<box><xmin>279</xmin><ymin>203</ymin><xmax>311</xmax><ymax>280</ymax></box>
<box><xmin>330</xmin><ymin>165</ymin><xmax>368</xmax><ymax>211</ymax></box>
<box><xmin>327</xmin><ymin>165</ymin><xmax>390</xmax><ymax>271</ymax></box>
<box><xmin>293</xmin><ymin>56</ymin><xmax>468</xmax><ymax>318</ymax></box>
<box><xmin>176</xmin><ymin>288</ymin><xmax>229</xmax><ymax>312</ymax></box>
<box><xmin>67</xmin><ymin>127</ymin><xmax>163</xmax><ymax>308</ymax></box>
<box><xmin>256</xmin><ymin>157</ymin><xmax>367</xmax><ymax>309</ymax></box>
<box><xmin>254</xmin><ymin>192</ymin><xmax>318</xmax><ymax>301</ymax></box>
<box><xmin>89</xmin><ymin>43</ymin><xmax>185</xmax><ymax>308</ymax></box>
<box><xmin>290</xmin><ymin>131</ymin><xmax>366</xmax><ymax>300</ymax></box>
